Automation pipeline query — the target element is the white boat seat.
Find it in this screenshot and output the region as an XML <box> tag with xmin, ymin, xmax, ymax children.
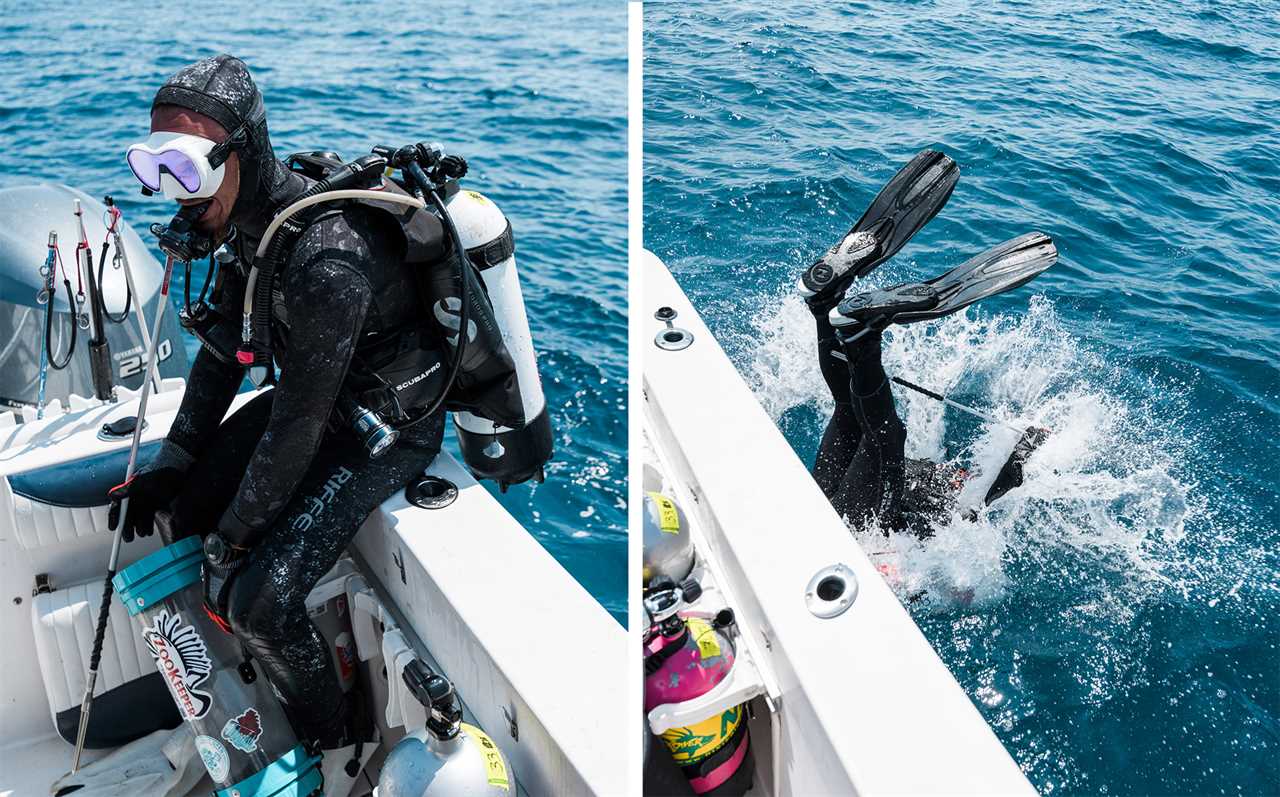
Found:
<box><xmin>30</xmin><ymin>577</ymin><xmax>181</xmax><ymax>749</ymax></box>
<box><xmin>29</xmin><ymin>561</ymin><xmax>363</xmax><ymax>752</ymax></box>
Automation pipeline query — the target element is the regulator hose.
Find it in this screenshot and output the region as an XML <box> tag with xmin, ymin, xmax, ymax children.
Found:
<box><xmin>183</xmin><ymin>253</ymin><xmax>215</xmax><ymax>321</ymax></box>
<box><xmin>242</xmin><ymin>156</ymin><xmax>399</xmax><ymax>373</ymax></box>
<box><xmin>398</xmin><ymin>169</ymin><xmax>470</xmax><ymax>428</ymax></box>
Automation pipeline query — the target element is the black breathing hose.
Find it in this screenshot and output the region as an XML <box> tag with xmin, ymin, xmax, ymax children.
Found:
<box><xmin>184</xmin><ymin>253</ymin><xmax>216</xmax><ymax>320</ymax></box>
<box><xmin>396</xmin><ymin>164</ymin><xmax>470</xmax><ymax>429</ymax></box>
<box><xmin>96</xmin><ymin>241</ymin><xmax>132</xmax><ymax>323</ymax></box>
<box><xmin>46</xmin><ymin>264</ymin><xmax>78</xmax><ymax>370</ymax></box>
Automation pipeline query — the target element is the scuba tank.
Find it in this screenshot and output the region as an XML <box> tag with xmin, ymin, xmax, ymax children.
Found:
<box><xmin>376</xmin><ymin>658</ymin><xmax>514</xmax><ymax>796</ymax></box>
<box><xmin>643</xmin><ymin>578</ymin><xmax>753</xmax><ymax>796</ymax></box>
<box><xmin>441</xmin><ymin>187</ymin><xmax>552</xmax><ymax>490</ymax></box>
<box><xmin>642</xmin><ymin>491</ymin><xmax>696</xmax><ymax>587</ymax></box>
<box><xmin>112</xmin><ymin>537</ymin><xmax>322</xmax><ymax>796</ymax></box>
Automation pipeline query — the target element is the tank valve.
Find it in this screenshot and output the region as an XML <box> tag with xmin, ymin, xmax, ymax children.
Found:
<box><xmin>403</xmin><ymin>658</ymin><xmax>462</xmax><ymax>740</ymax></box>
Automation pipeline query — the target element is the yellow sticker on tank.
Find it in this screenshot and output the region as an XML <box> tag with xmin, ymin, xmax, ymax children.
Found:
<box><xmin>461</xmin><ymin>723</ymin><xmax>510</xmax><ymax>790</ymax></box>
<box><xmin>660</xmin><ymin>704</ymin><xmax>746</xmax><ymax>764</ymax></box>
<box><xmin>646</xmin><ymin>491</ymin><xmax>681</xmax><ymax>532</ymax></box>
<box><xmin>686</xmin><ymin>617</ymin><xmax>721</xmax><ymax>659</ymax></box>
<box><xmin>465</xmin><ymin>190</ymin><xmax>490</xmax><ymax>204</ymax></box>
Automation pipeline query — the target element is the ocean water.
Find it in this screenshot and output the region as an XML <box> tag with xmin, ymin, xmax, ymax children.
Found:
<box><xmin>0</xmin><ymin>0</ymin><xmax>626</xmax><ymax>622</ymax></box>
<box><xmin>645</xmin><ymin>2</ymin><xmax>1278</xmax><ymax>794</ymax></box>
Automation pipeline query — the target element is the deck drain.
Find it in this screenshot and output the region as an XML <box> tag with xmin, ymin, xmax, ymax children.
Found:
<box><xmin>653</xmin><ymin>306</ymin><xmax>694</xmax><ymax>351</ymax></box>
<box><xmin>804</xmin><ymin>563</ymin><xmax>858</xmax><ymax>619</ymax></box>
<box><xmin>405</xmin><ymin>475</ymin><xmax>458</xmax><ymax>509</ymax></box>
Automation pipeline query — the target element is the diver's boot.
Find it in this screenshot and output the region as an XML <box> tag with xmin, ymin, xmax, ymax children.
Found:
<box><xmin>798</xmin><ymin>149</ymin><xmax>959</xmax><ymax>310</ymax></box>
<box><xmin>829</xmin><ymin>282</ymin><xmax>941</xmax><ymax>333</ymax></box>
<box><xmin>983</xmin><ymin>426</ymin><xmax>1050</xmax><ymax>505</ymax></box>
<box><xmin>306</xmin><ymin>689</ymin><xmax>379</xmax><ymax>795</ymax></box>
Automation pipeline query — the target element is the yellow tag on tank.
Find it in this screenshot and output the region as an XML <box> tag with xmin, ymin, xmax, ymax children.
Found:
<box><xmin>686</xmin><ymin>617</ymin><xmax>721</xmax><ymax>659</ymax></box>
<box><xmin>660</xmin><ymin>704</ymin><xmax>746</xmax><ymax>764</ymax></box>
<box><xmin>646</xmin><ymin>491</ymin><xmax>681</xmax><ymax>532</ymax></box>
<box><xmin>466</xmin><ymin>190</ymin><xmax>490</xmax><ymax>204</ymax></box>
<box><xmin>461</xmin><ymin>723</ymin><xmax>510</xmax><ymax>791</ymax></box>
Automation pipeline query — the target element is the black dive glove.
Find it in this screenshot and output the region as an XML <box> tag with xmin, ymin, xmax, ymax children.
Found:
<box><xmin>202</xmin><ymin>533</ymin><xmax>248</xmax><ymax>629</ymax></box>
<box><xmin>107</xmin><ymin>467</ymin><xmax>186</xmax><ymax>542</ymax></box>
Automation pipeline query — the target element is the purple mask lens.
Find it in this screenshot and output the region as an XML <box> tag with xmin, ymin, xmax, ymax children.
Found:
<box><xmin>127</xmin><ymin>148</ymin><xmax>203</xmax><ymax>193</ymax></box>
<box><xmin>157</xmin><ymin>150</ymin><xmax>202</xmax><ymax>192</ymax></box>
<box><xmin>126</xmin><ymin>148</ymin><xmax>162</xmax><ymax>191</ymax></box>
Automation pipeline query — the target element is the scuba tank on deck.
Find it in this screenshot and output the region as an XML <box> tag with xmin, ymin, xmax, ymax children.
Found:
<box><xmin>644</xmin><ymin>576</ymin><xmax>753</xmax><ymax>796</ymax></box>
<box><xmin>376</xmin><ymin>658</ymin><xmax>514</xmax><ymax>796</ymax></box>
<box><xmin>643</xmin><ymin>491</ymin><xmax>696</xmax><ymax>587</ymax></box>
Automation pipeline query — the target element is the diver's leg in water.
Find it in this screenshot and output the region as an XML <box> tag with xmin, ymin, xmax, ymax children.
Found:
<box><xmin>812</xmin><ymin>309</ymin><xmax>864</xmax><ymax>495</ymax></box>
<box><xmin>164</xmin><ymin>390</ymin><xmax>276</xmax><ymax>541</ymax></box>
<box><xmin>226</xmin><ymin>412</ymin><xmax>445</xmax><ymax>746</ymax></box>
<box><xmin>828</xmin><ymin>331</ymin><xmax>908</xmax><ymax>528</ymax></box>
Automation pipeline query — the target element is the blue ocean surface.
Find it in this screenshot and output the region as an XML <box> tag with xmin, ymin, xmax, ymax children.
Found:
<box><xmin>0</xmin><ymin>0</ymin><xmax>626</xmax><ymax>622</ymax></box>
<box><xmin>646</xmin><ymin>2</ymin><xmax>1278</xmax><ymax>794</ymax></box>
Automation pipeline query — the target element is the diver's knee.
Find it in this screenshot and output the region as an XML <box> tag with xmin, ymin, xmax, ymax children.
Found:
<box><xmin>227</xmin><ymin>571</ymin><xmax>290</xmax><ymax>641</ymax></box>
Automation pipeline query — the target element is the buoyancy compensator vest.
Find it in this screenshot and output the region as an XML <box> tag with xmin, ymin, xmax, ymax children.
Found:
<box><xmin>246</xmin><ymin>147</ymin><xmax>553</xmax><ymax>488</ymax></box>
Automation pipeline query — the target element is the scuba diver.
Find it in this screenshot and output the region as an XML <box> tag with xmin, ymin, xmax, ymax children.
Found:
<box><xmin>797</xmin><ymin>150</ymin><xmax>1056</xmax><ymax>537</ymax></box>
<box><xmin>104</xmin><ymin>54</ymin><xmax>543</xmax><ymax>760</ymax></box>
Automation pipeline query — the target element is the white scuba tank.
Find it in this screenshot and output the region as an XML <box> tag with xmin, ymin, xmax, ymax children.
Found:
<box><xmin>443</xmin><ymin>188</ymin><xmax>553</xmax><ymax>489</ymax></box>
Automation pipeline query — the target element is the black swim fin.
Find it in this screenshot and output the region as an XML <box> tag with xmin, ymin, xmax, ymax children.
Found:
<box><xmin>798</xmin><ymin>149</ymin><xmax>960</xmax><ymax>308</ymax></box>
<box><xmin>829</xmin><ymin>232</ymin><xmax>1057</xmax><ymax>329</ymax></box>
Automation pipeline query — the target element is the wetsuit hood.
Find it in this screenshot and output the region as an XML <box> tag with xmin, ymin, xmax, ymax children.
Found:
<box><xmin>152</xmin><ymin>54</ymin><xmax>304</xmax><ymax>241</ymax></box>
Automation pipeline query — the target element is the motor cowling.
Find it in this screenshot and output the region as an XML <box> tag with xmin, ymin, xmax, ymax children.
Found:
<box><xmin>443</xmin><ymin>189</ymin><xmax>553</xmax><ymax>490</ymax></box>
<box><xmin>0</xmin><ymin>185</ymin><xmax>189</xmax><ymax>410</ymax></box>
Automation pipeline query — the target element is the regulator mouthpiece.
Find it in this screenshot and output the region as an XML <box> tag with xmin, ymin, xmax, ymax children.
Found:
<box><xmin>149</xmin><ymin>202</ymin><xmax>213</xmax><ymax>262</ymax></box>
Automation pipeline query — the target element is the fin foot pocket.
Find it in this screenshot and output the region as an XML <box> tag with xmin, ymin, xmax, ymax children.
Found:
<box><xmin>829</xmin><ymin>282</ymin><xmax>940</xmax><ymax>330</ymax></box>
<box><xmin>797</xmin><ymin>148</ymin><xmax>959</xmax><ymax>307</ymax></box>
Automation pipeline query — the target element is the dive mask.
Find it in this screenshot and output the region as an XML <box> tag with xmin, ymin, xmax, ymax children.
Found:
<box><xmin>125</xmin><ymin>126</ymin><xmax>242</xmax><ymax>200</ymax></box>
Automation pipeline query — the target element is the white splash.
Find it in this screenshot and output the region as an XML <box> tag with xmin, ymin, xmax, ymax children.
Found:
<box><xmin>736</xmin><ymin>290</ymin><xmax>1256</xmax><ymax>619</ymax></box>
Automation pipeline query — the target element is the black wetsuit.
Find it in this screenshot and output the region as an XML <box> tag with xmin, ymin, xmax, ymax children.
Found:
<box><xmin>811</xmin><ymin>311</ymin><xmax>959</xmax><ymax>534</ymax></box>
<box><xmin>142</xmin><ymin>55</ymin><xmax>451</xmax><ymax>745</ymax></box>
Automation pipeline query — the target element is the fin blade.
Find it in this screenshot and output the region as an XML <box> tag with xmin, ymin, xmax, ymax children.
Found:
<box><xmin>799</xmin><ymin>149</ymin><xmax>960</xmax><ymax>301</ymax></box>
<box><xmin>895</xmin><ymin>232</ymin><xmax>1058</xmax><ymax>323</ymax></box>
<box><xmin>851</xmin><ymin>149</ymin><xmax>961</xmax><ymax>273</ymax></box>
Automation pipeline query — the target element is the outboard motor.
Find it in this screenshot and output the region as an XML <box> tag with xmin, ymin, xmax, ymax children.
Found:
<box><xmin>376</xmin><ymin>658</ymin><xmax>514</xmax><ymax>796</ymax></box>
<box><xmin>0</xmin><ymin>184</ymin><xmax>186</xmax><ymax>414</ymax></box>
<box><xmin>113</xmin><ymin>537</ymin><xmax>323</xmax><ymax>797</ymax></box>
<box><xmin>0</xmin><ymin>185</ymin><xmax>188</xmax><ymax>412</ymax></box>
<box><xmin>644</xmin><ymin>579</ymin><xmax>753</xmax><ymax>796</ymax></box>
<box><xmin>443</xmin><ymin>188</ymin><xmax>553</xmax><ymax>490</ymax></box>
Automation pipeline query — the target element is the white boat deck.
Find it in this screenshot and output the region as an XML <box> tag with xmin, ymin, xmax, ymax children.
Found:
<box><xmin>643</xmin><ymin>249</ymin><xmax>1033</xmax><ymax>796</ymax></box>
